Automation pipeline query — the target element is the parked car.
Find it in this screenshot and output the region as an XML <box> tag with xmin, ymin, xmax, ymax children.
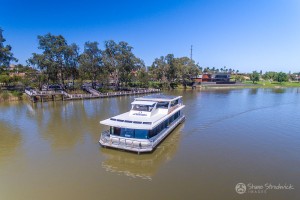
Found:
<box><xmin>50</xmin><ymin>84</ymin><xmax>63</xmax><ymax>91</ymax></box>
<box><xmin>42</xmin><ymin>84</ymin><xmax>63</xmax><ymax>91</ymax></box>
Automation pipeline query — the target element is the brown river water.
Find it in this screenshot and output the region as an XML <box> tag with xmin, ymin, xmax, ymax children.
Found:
<box><xmin>0</xmin><ymin>88</ymin><xmax>299</xmax><ymax>200</ymax></box>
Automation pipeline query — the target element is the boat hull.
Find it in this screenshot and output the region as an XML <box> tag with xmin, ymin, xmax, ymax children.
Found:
<box><xmin>99</xmin><ymin>115</ymin><xmax>185</xmax><ymax>153</ymax></box>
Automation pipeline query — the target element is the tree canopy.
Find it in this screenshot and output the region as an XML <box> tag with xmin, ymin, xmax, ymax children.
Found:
<box><xmin>28</xmin><ymin>33</ymin><xmax>79</xmax><ymax>86</ymax></box>
<box><xmin>1</xmin><ymin>30</ymin><xmax>295</xmax><ymax>90</ymax></box>
<box><xmin>102</xmin><ymin>40</ymin><xmax>144</xmax><ymax>88</ymax></box>
<box><xmin>0</xmin><ymin>28</ymin><xmax>17</xmax><ymax>67</ymax></box>
<box><xmin>250</xmin><ymin>71</ymin><xmax>260</xmax><ymax>83</ymax></box>
<box><xmin>149</xmin><ymin>54</ymin><xmax>200</xmax><ymax>88</ymax></box>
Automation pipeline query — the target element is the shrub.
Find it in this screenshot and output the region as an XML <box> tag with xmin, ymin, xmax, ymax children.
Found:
<box><xmin>149</xmin><ymin>82</ymin><xmax>162</xmax><ymax>89</ymax></box>
<box><xmin>1</xmin><ymin>91</ymin><xmax>9</xmax><ymax>101</ymax></box>
<box><xmin>11</xmin><ymin>91</ymin><xmax>23</xmax><ymax>99</ymax></box>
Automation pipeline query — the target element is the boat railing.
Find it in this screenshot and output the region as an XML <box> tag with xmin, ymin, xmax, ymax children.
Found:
<box><xmin>100</xmin><ymin>130</ymin><xmax>153</xmax><ymax>151</ymax></box>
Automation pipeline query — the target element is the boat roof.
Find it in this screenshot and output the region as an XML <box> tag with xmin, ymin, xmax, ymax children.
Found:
<box><xmin>135</xmin><ymin>94</ymin><xmax>182</xmax><ymax>102</ymax></box>
<box><xmin>131</xmin><ymin>101</ymin><xmax>157</xmax><ymax>105</ymax></box>
<box><xmin>100</xmin><ymin>105</ymin><xmax>185</xmax><ymax>130</ymax></box>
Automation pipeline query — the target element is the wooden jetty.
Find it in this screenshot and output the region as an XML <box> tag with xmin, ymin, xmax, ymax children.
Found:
<box><xmin>25</xmin><ymin>88</ymin><xmax>160</xmax><ymax>102</ymax></box>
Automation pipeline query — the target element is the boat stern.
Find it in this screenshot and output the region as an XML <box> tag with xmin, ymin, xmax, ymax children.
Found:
<box><xmin>99</xmin><ymin>131</ymin><xmax>154</xmax><ymax>153</ymax></box>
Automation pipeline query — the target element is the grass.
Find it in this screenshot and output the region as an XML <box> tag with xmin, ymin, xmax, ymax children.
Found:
<box><xmin>0</xmin><ymin>90</ymin><xmax>24</xmax><ymax>102</ymax></box>
<box><xmin>243</xmin><ymin>81</ymin><xmax>300</xmax><ymax>88</ymax></box>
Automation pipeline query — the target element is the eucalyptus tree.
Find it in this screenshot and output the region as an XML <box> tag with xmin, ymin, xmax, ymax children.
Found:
<box><xmin>0</xmin><ymin>28</ymin><xmax>17</xmax><ymax>68</ymax></box>
<box><xmin>174</xmin><ymin>57</ymin><xmax>200</xmax><ymax>88</ymax></box>
<box><xmin>137</xmin><ymin>67</ymin><xmax>149</xmax><ymax>88</ymax></box>
<box><xmin>118</xmin><ymin>41</ymin><xmax>145</xmax><ymax>86</ymax></box>
<box><xmin>149</xmin><ymin>56</ymin><xmax>170</xmax><ymax>87</ymax></box>
<box><xmin>28</xmin><ymin>33</ymin><xmax>70</xmax><ymax>86</ymax></box>
<box><xmin>150</xmin><ymin>54</ymin><xmax>200</xmax><ymax>89</ymax></box>
<box><xmin>65</xmin><ymin>43</ymin><xmax>80</xmax><ymax>86</ymax></box>
<box><xmin>103</xmin><ymin>40</ymin><xmax>144</xmax><ymax>88</ymax></box>
<box><xmin>165</xmin><ymin>54</ymin><xmax>176</xmax><ymax>83</ymax></box>
<box><xmin>78</xmin><ymin>41</ymin><xmax>103</xmax><ymax>88</ymax></box>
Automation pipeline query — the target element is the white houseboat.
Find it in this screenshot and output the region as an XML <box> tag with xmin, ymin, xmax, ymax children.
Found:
<box><xmin>99</xmin><ymin>94</ymin><xmax>185</xmax><ymax>153</ymax></box>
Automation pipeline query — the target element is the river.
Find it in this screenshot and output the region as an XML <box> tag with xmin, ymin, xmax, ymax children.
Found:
<box><xmin>0</xmin><ymin>88</ymin><xmax>299</xmax><ymax>199</ymax></box>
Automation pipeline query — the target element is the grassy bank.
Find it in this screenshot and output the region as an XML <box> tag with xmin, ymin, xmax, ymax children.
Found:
<box><xmin>0</xmin><ymin>91</ymin><xmax>26</xmax><ymax>102</ymax></box>
<box><xmin>243</xmin><ymin>81</ymin><xmax>300</xmax><ymax>88</ymax></box>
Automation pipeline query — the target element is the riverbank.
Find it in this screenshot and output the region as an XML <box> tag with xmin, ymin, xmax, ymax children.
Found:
<box><xmin>1</xmin><ymin>81</ymin><xmax>300</xmax><ymax>103</ymax></box>
<box><xmin>185</xmin><ymin>81</ymin><xmax>300</xmax><ymax>89</ymax></box>
<box><xmin>0</xmin><ymin>91</ymin><xmax>27</xmax><ymax>102</ymax></box>
<box><xmin>245</xmin><ymin>81</ymin><xmax>300</xmax><ymax>88</ymax></box>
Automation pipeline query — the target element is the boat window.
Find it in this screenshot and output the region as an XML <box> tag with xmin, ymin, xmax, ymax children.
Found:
<box><xmin>132</xmin><ymin>104</ymin><xmax>154</xmax><ymax>112</ymax></box>
<box><xmin>112</xmin><ymin>127</ymin><xmax>121</xmax><ymax>136</ymax></box>
<box><xmin>156</xmin><ymin>101</ymin><xmax>169</xmax><ymax>109</ymax></box>
<box><xmin>171</xmin><ymin>99</ymin><xmax>179</xmax><ymax>107</ymax></box>
<box><xmin>120</xmin><ymin>128</ymin><xmax>135</xmax><ymax>138</ymax></box>
<box><xmin>135</xmin><ymin>129</ymin><xmax>149</xmax><ymax>139</ymax></box>
<box><xmin>149</xmin><ymin>128</ymin><xmax>157</xmax><ymax>138</ymax></box>
<box><xmin>164</xmin><ymin>120</ymin><xmax>168</xmax><ymax>128</ymax></box>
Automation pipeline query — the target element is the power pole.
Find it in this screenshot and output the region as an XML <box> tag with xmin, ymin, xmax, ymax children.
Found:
<box><xmin>190</xmin><ymin>45</ymin><xmax>193</xmax><ymax>61</ymax></box>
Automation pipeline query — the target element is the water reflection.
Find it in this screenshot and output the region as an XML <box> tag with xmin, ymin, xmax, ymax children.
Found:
<box><xmin>101</xmin><ymin>125</ymin><xmax>182</xmax><ymax>180</ymax></box>
<box><xmin>271</xmin><ymin>88</ymin><xmax>285</xmax><ymax>93</ymax></box>
<box><xmin>249</xmin><ymin>88</ymin><xmax>258</xmax><ymax>95</ymax></box>
<box><xmin>0</xmin><ymin>122</ymin><xmax>22</xmax><ymax>164</ymax></box>
<box><xmin>21</xmin><ymin>97</ymin><xmax>135</xmax><ymax>150</ymax></box>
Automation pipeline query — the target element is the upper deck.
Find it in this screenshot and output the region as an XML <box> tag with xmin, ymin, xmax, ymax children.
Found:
<box><xmin>100</xmin><ymin>94</ymin><xmax>184</xmax><ymax>130</ymax></box>
<box><xmin>135</xmin><ymin>94</ymin><xmax>182</xmax><ymax>102</ymax></box>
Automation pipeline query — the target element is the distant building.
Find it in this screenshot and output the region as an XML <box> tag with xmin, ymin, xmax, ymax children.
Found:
<box><xmin>192</xmin><ymin>73</ymin><xmax>231</xmax><ymax>83</ymax></box>
<box><xmin>212</xmin><ymin>73</ymin><xmax>231</xmax><ymax>82</ymax></box>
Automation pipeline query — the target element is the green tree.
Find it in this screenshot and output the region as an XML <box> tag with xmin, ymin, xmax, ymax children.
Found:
<box><xmin>78</xmin><ymin>41</ymin><xmax>103</xmax><ymax>87</ymax></box>
<box><xmin>250</xmin><ymin>71</ymin><xmax>260</xmax><ymax>83</ymax></box>
<box><xmin>103</xmin><ymin>40</ymin><xmax>143</xmax><ymax>88</ymax></box>
<box><xmin>149</xmin><ymin>55</ymin><xmax>200</xmax><ymax>89</ymax></box>
<box><xmin>175</xmin><ymin>57</ymin><xmax>200</xmax><ymax>88</ymax></box>
<box><xmin>0</xmin><ymin>74</ymin><xmax>10</xmax><ymax>85</ymax></box>
<box><xmin>149</xmin><ymin>55</ymin><xmax>171</xmax><ymax>88</ymax></box>
<box><xmin>262</xmin><ymin>71</ymin><xmax>277</xmax><ymax>81</ymax></box>
<box><xmin>28</xmin><ymin>33</ymin><xmax>70</xmax><ymax>86</ymax></box>
<box><xmin>65</xmin><ymin>43</ymin><xmax>80</xmax><ymax>87</ymax></box>
<box><xmin>0</xmin><ymin>28</ymin><xmax>17</xmax><ymax>67</ymax></box>
<box><xmin>275</xmin><ymin>72</ymin><xmax>288</xmax><ymax>83</ymax></box>
<box><xmin>137</xmin><ymin>67</ymin><xmax>149</xmax><ymax>88</ymax></box>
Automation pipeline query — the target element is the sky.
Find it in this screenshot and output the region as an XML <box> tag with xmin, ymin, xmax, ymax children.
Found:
<box><xmin>1</xmin><ymin>0</ymin><xmax>300</xmax><ymax>72</ymax></box>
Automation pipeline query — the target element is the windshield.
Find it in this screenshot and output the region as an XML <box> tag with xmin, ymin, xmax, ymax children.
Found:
<box><xmin>156</xmin><ymin>101</ymin><xmax>169</xmax><ymax>109</ymax></box>
<box><xmin>132</xmin><ymin>104</ymin><xmax>155</xmax><ymax>112</ymax></box>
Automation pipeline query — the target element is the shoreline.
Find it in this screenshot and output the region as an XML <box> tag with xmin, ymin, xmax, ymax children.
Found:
<box><xmin>1</xmin><ymin>84</ymin><xmax>300</xmax><ymax>103</ymax></box>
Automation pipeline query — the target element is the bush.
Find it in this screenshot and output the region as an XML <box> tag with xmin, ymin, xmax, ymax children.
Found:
<box><xmin>170</xmin><ymin>82</ymin><xmax>178</xmax><ymax>89</ymax></box>
<box><xmin>98</xmin><ymin>87</ymin><xmax>113</xmax><ymax>93</ymax></box>
<box><xmin>149</xmin><ymin>82</ymin><xmax>162</xmax><ymax>89</ymax></box>
<box><xmin>128</xmin><ymin>82</ymin><xmax>139</xmax><ymax>88</ymax></box>
<box><xmin>11</xmin><ymin>91</ymin><xmax>23</xmax><ymax>99</ymax></box>
<box><xmin>1</xmin><ymin>91</ymin><xmax>9</xmax><ymax>101</ymax></box>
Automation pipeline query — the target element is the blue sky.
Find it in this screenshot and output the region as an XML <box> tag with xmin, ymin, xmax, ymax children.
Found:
<box><xmin>1</xmin><ymin>0</ymin><xmax>300</xmax><ymax>72</ymax></box>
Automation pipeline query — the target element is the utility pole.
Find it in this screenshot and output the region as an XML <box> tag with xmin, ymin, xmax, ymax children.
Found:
<box><xmin>190</xmin><ymin>45</ymin><xmax>193</xmax><ymax>61</ymax></box>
